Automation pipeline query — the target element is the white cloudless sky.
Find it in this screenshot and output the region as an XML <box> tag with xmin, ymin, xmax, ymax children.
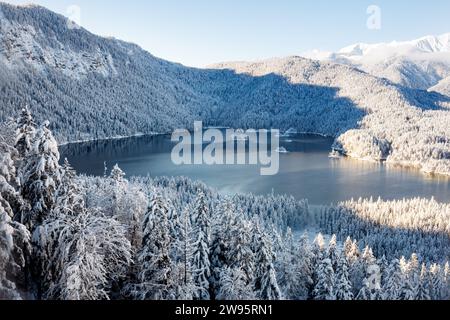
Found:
<box><xmin>2</xmin><ymin>0</ymin><xmax>450</xmax><ymax>67</ymax></box>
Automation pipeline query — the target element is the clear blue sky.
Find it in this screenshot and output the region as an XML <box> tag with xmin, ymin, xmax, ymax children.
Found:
<box><xmin>3</xmin><ymin>0</ymin><xmax>450</xmax><ymax>66</ymax></box>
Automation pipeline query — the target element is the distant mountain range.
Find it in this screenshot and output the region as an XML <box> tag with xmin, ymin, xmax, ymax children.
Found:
<box><xmin>303</xmin><ymin>34</ymin><xmax>450</xmax><ymax>91</ymax></box>
<box><xmin>1</xmin><ymin>3</ymin><xmax>450</xmax><ymax>176</ymax></box>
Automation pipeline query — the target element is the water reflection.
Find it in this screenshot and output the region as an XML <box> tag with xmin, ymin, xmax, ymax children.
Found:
<box><xmin>60</xmin><ymin>134</ymin><xmax>450</xmax><ymax>205</ymax></box>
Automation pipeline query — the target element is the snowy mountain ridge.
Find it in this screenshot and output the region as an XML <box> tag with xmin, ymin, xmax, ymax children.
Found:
<box><xmin>0</xmin><ymin>18</ymin><xmax>117</xmax><ymax>79</ymax></box>
<box><xmin>337</xmin><ymin>33</ymin><xmax>450</xmax><ymax>58</ymax></box>
<box><xmin>303</xmin><ymin>33</ymin><xmax>450</xmax><ymax>90</ymax></box>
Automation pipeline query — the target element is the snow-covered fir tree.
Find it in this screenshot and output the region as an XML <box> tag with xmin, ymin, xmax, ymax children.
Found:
<box><xmin>0</xmin><ymin>135</ymin><xmax>23</xmax><ymax>222</ymax></box>
<box><xmin>19</xmin><ymin>121</ymin><xmax>61</xmax><ymax>228</ymax></box>
<box><xmin>216</xmin><ymin>267</ymin><xmax>255</xmax><ymax>300</ymax></box>
<box><xmin>35</xmin><ymin>208</ymin><xmax>132</xmax><ymax>300</ymax></box>
<box><xmin>383</xmin><ymin>259</ymin><xmax>403</xmax><ymax>300</ymax></box>
<box><xmin>0</xmin><ymin>196</ymin><xmax>31</xmax><ymax>300</ymax></box>
<box><xmin>15</xmin><ymin>107</ymin><xmax>36</xmax><ymax>159</ymax></box>
<box><xmin>416</xmin><ymin>264</ymin><xmax>431</xmax><ymax>300</ymax></box>
<box><xmin>313</xmin><ymin>257</ymin><xmax>336</xmax><ymax>300</ymax></box>
<box><xmin>135</xmin><ymin>192</ymin><xmax>176</xmax><ymax>300</ymax></box>
<box><xmin>429</xmin><ymin>264</ymin><xmax>443</xmax><ymax>300</ymax></box>
<box><xmin>253</xmin><ymin>222</ymin><xmax>282</xmax><ymax>300</ymax></box>
<box><xmin>191</xmin><ymin>192</ymin><xmax>211</xmax><ymax>300</ymax></box>
<box><xmin>335</xmin><ymin>254</ymin><xmax>354</xmax><ymax>300</ymax></box>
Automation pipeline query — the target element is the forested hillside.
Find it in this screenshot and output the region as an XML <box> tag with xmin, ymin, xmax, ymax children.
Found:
<box><xmin>2</xmin><ymin>4</ymin><xmax>450</xmax><ymax>176</ymax></box>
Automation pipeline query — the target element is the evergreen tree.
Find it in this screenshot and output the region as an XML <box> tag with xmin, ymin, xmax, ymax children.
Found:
<box><xmin>356</xmin><ymin>278</ymin><xmax>371</xmax><ymax>300</ymax></box>
<box><xmin>327</xmin><ymin>235</ymin><xmax>339</xmax><ymax>269</ymax></box>
<box><xmin>443</xmin><ymin>262</ymin><xmax>449</xmax><ymax>300</ymax></box>
<box><xmin>110</xmin><ymin>164</ymin><xmax>126</xmax><ymax>183</ymax></box>
<box><xmin>278</xmin><ymin>228</ymin><xmax>300</xmax><ymax>299</ymax></box>
<box><xmin>383</xmin><ymin>259</ymin><xmax>403</xmax><ymax>300</ymax></box>
<box><xmin>35</xmin><ymin>208</ymin><xmax>131</xmax><ymax>300</ymax></box>
<box><xmin>416</xmin><ymin>264</ymin><xmax>431</xmax><ymax>300</ymax></box>
<box><xmin>216</xmin><ymin>267</ymin><xmax>255</xmax><ymax>300</ymax></box>
<box><xmin>0</xmin><ymin>197</ymin><xmax>31</xmax><ymax>299</ymax></box>
<box><xmin>399</xmin><ymin>256</ymin><xmax>417</xmax><ymax>300</ymax></box>
<box><xmin>209</xmin><ymin>199</ymin><xmax>235</xmax><ymax>298</ymax></box>
<box><xmin>335</xmin><ymin>254</ymin><xmax>353</xmax><ymax>300</ymax></box>
<box><xmin>191</xmin><ymin>192</ymin><xmax>211</xmax><ymax>300</ymax></box>
<box><xmin>177</xmin><ymin>207</ymin><xmax>195</xmax><ymax>300</ymax></box>
<box><xmin>0</xmin><ymin>137</ymin><xmax>23</xmax><ymax>223</ymax></box>
<box><xmin>227</xmin><ymin>217</ymin><xmax>255</xmax><ymax>289</ymax></box>
<box><xmin>253</xmin><ymin>224</ymin><xmax>282</xmax><ymax>300</ymax></box>
<box><xmin>295</xmin><ymin>234</ymin><xmax>314</xmax><ymax>300</ymax></box>
<box><xmin>313</xmin><ymin>257</ymin><xmax>336</xmax><ymax>300</ymax></box>
<box><xmin>53</xmin><ymin>159</ymin><xmax>84</xmax><ymax>216</ymax></box>
<box><xmin>136</xmin><ymin>192</ymin><xmax>175</xmax><ymax>300</ymax></box>
<box><xmin>429</xmin><ymin>264</ymin><xmax>443</xmax><ymax>300</ymax></box>
<box><xmin>20</xmin><ymin>121</ymin><xmax>61</xmax><ymax>228</ymax></box>
<box><xmin>15</xmin><ymin>107</ymin><xmax>36</xmax><ymax>159</ymax></box>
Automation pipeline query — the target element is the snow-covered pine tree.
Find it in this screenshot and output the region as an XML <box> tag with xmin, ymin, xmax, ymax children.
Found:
<box><xmin>312</xmin><ymin>233</ymin><xmax>326</xmax><ymax>260</ymax></box>
<box><xmin>167</xmin><ymin>197</ymin><xmax>183</xmax><ymax>261</ymax></box>
<box><xmin>0</xmin><ymin>136</ymin><xmax>23</xmax><ymax>223</ymax></box>
<box><xmin>383</xmin><ymin>259</ymin><xmax>403</xmax><ymax>300</ymax></box>
<box><xmin>279</xmin><ymin>228</ymin><xmax>314</xmax><ymax>300</ymax></box>
<box><xmin>107</xmin><ymin>164</ymin><xmax>146</xmax><ymax>249</ymax></box>
<box><xmin>399</xmin><ymin>256</ymin><xmax>417</xmax><ymax>300</ymax></box>
<box><xmin>356</xmin><ymin>268</ymin><xmax>382</xmax><ymax>300</ymax></box>
<box><xmin>335</xmin><ymin>253</ymin><xmax>353</xmax><ymax>300</ymax></box>
<box><xmin>416</xmin><ymin>264</ymin><xmax>431</xmax><ymax>300</ymax></box>
<box><xmin>15</xmin><ymin>107</ymin><xmax>36</xmax><ymax>159</ymax></box>
<box><xmin>377</xmin><ymin>255</ymin><xmax>389</xmax><ymax>288</ymax></box>
<box><xmin>36</xmin><ymin>209</ymin><xmax>132</xmax><ymax>300</ymax></box>
<box><xmin>110</xmin><ymin>164</ymin><xmax>126</xmax><ymax>183</ymax></box>
<box><xmin>349</xmin><ymin>246</ymin><xmax>375</xmax><ymax>296</ymax></box>
<box><xmin>216</xmin><ymin>267</ymin><xmax>255</xmax><ymax>300</ymax></box>
<box><xmin>313</xmin><ymin>257</ymin><xmax>336</xmax><ymax>300</ymax></box>
<box><xmin>226</xmin><ymin>213</ymin><xmax>254</xmax><ymax>291</ymax></box>
<box><xmin>175</xmin><ymin>206</ymin><xmax>195</xmax><ymax>300</ymax></box>
<box><xmin>343</xmin><ymin>237</ymin><xmax>353</xmax><ymax>259</ymax></box>
<box><xmin>356</xmin><ymin>278</ymin><xmax>370</xmax><ymax>300</ymax></box>
<box><xmin>278</xmin><ymin>228</ymin><xmax>298</xmax><ymax>299</ymax></box>
<box><xmin>53</xmin><ymin>159</ymin><xmax>85</xmax><ymax>216</ymax></box>
<box><xmin>253</xmin><ymin>226</ymin><xmax>282</xmax><ymax>300</ymax></box>
<box><xmin>429</xmin><ymin>264</ymin><xmax>443</xmax><ymax>300</ymax></box>
<box><xmin>209</xmin><ymin>199</ymin><xmax>235</xmax><ymax>298</ymax></box>
<box><xmin>0</xmin><ymin>197</ymin><xmax>31</xmax><ymax>300</ymax></box>
<box><xmin>311</xmin><ymin>233</ymin><xmax>327</xmax><ymax>289</ymax></box>
<box><xmin>327</xmin><ymin>235</ymin><xmax>339</xmax><ymax>269</ymax></box>
<box><xmin>135</xmin><ymin>192</ymin><xmax>176</xmax><ymax>300</ymax></box>
<box><xmin>191</xmin><ymin>192</ymin><xmax>211</xmax><ymax>300</ymax></box>
<box><xmin>20</xmin><ymin>121</ymin><xmax>61</xmax><ymax>228</ymax></box>
<box><xmin>295</xmin><ymin>233</ymin><xmax>314</xmax><ymax>300</ymax></box>
<box><xmin>444</xmin><ymin>262</ymin><xmax>450</xmax><ymax>300</ymax></box>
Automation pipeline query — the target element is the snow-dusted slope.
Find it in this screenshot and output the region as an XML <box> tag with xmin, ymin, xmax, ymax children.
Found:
<box><xmin>0</xmin><ymin>3</ymin><xmax>209</xmax><ymax>143</ymax></box>
<box><xmin>430</xmin><ymin>76</ymin><xmax>450</xmax><ymax>96</ymax></box>
<box><xmin>213</xmin><ymin>57</ymin><xmax>450</xmax><ymax>176</ymax></box>
<box><xmin>2</xmin><ymin>4</ymin><xmax>450</xmax><ymax>176</ymax></box>
<box><xmin>304</xmin><ymin>34</ymin><xmax>450</xmax><ymax>90</ymax></box>
<box><xmin>0</xmin><ymin>18</ymin><xmax>117</xmax><ymax>79</ymax></box>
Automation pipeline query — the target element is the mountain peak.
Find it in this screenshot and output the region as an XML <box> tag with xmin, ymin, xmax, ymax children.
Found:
<box><xmin>303</xmin><ymin>33</ymin><xmax>450</xmax><ymax>90</ymax></box>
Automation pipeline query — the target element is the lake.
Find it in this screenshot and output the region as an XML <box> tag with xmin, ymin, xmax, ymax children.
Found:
<box><xmin>59</xmin><ymin>134</ymin><xmax>450</xmax><ymax>205</ymax></box>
